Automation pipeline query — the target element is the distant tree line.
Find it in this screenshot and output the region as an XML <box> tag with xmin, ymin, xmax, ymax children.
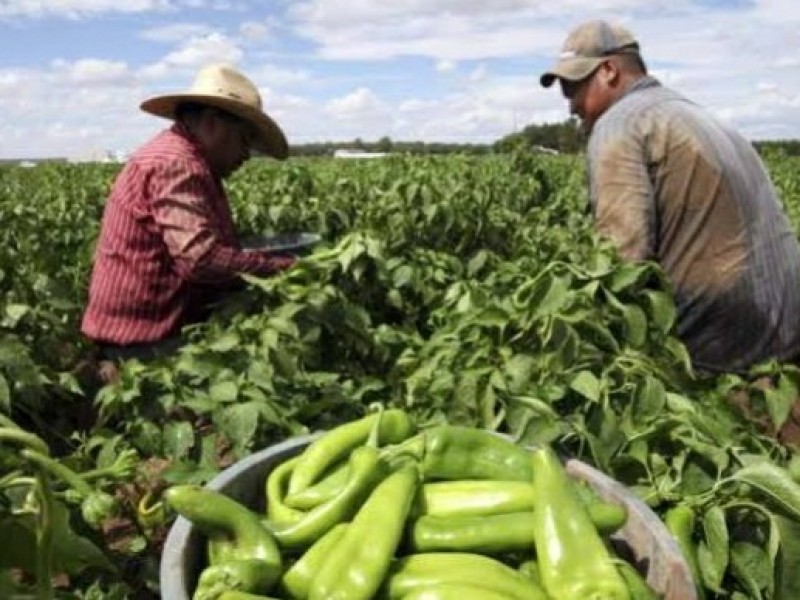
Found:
<box><xmin>290</xmin><ymin>136</ymin><xmax>493</xmax><ymax>157</ymax></box>
<box><xmin>289</xmin><ymin>117</ymin><xmax>800</xmax><ymax>159</ymax></box>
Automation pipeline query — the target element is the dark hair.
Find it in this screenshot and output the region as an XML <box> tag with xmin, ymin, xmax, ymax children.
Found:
<box><xmin>616</xmin><ymin>52</ymin><xmax>648</xmax><ymax>75</ymax></box>
<box><xmin>174</xmin><ymin>102</ymin><xmax>241</xmax><ymax>125</ymax></box>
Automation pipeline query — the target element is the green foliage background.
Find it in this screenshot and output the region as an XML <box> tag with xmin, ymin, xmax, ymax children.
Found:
<box><xmin>1</xmin><ymin>149</ymin><xmax>800</xmax><ymax>598</ymax></box>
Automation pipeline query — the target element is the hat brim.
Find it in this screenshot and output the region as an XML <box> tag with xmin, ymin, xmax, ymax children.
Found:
<box><xmin>140</xmin><ymin>93</ymin><xmax>289</xmax><ymax>160</ymax></box>
<box><xmin>540</xmin><ymin>57</ymin><xmax>604</xmax><ymax>88</ymax></box>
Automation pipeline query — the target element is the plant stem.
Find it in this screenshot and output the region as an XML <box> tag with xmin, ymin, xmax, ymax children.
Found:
<box><xmin>33</xmin><ymin>469</ymin><xmax>55</xmax><ymax>600</ymax></box>
<box><xmin>21</xmin><ymin>448</ymin><xmax>93</xmax><ymax>496</ymax></box>
<box><xmin>0</xmin><ymin>427</ymin><xmax>50</xmax><ymax>455</ymax></box>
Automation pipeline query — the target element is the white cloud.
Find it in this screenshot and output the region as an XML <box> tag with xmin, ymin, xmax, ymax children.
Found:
<box><xmin>0</xmin><ymin>0</ymin><xmax>174</xmax><ymax>19</ymax></box>
<box><xmin>138</xmin><ymin>33</ymin><xmax>243</xmax><ymax>80</ymax></box>
<box><xmin>140</xmin><ymin>22</ymin><xmax>216</xmax><ymax>42</ymax></box>
<box><xmin>468</xmin><ymin>63</ymin><xmax>488</xmax><ymax>83</ymax></box>
<box><xmin>324</xmin><ymin>87</ymin><xmax>390</xmax><ymax>121</ymax></box>
<box><xmin>435</xmin><ymin>59</ymin><xmax>456</xmax><ymax>73</ymax></box>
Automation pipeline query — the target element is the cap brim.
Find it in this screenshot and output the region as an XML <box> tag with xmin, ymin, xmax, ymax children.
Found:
<box><xmin>539</xmin><ymin>56</ymin><xmax>604</xmax><ymax>88</ymax></box>
<box><xmin>140</xmin><ymin>93</ymin><xmax>289</xmax><ymax>160</ymax></box>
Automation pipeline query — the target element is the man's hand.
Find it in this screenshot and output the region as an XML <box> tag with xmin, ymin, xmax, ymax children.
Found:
<box><xmin>265</xmin><ymin>253</ymin><xmax>297</xmax><ymax>273</ymax></box>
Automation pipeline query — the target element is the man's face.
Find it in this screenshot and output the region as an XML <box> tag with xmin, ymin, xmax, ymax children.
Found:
<box><xmin>559</xmin><ymin>60</ymin><xmax>615</xmax><ymax>134</ymax></box>
<box><xmin>205</xmin><ymin>110</ymin><xmax>255</xmax><ymax>178</ymax></box>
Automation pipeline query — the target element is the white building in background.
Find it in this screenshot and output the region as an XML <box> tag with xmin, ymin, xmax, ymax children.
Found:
<box><xmin>333</xmin><ymin>149</ymin><xmax>389</xmax><ymax>159</ymax></box>
<box><xmin>70</xmin><ymin>148</ymin><xmax>129</xmax><ymax>163</ymax></box>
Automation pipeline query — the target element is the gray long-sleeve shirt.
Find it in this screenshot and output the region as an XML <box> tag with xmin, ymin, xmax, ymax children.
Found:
<box><xmin>587</xmin><ymin>76</ymin><xmax>800</xmax><ymax>374</ymax></box>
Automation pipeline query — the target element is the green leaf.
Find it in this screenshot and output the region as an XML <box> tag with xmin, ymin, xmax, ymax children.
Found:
<box><xmin>698</xmin><ymin>505</ymin><xmax>729</xmax><ymax>592</ymax></box>
<box><xmin>608</xmin><ymin>262</ymin><xmax>651</xmax><ymax>293</ymax></box>
<box><xmin>728</xmin><ymin>461</ymin><xmax>800</xmax><ymax>521</ymax></box>
<box><xmin>209</xmin><ymin>380</ymin><xmax>239</xmax><ymax>403</ymax></box>
<box><xmin>504</xmin><ymin>354</ymin><xmax>535</xmax><ymax>395</ymax></box>
<box><xmin>570</xmin><ymin>370</ymin><xmax>601</xmax><ymax>402</ymax></box>
<box><xmin>641</xmin><ymin>289</ymin><xmax>676</xmax><ymax>334</ymax></box>
<box><xmin>0</xmin><ymin>501</ymin><xmax>115</xmax><ymax>574</ymax></box>
<box><xmin>774</xmin><ymin>514</ymin><xmax>800</xmax><ymax>600</ymax></box>
<box><xmin>533</xmin><ymin>275</ymin><xmax>571</xmax><ymax>318</ymax></box>
<box><xmin>620</xmin><ymin>303</ymin><xmax>648</xmax><ymax>348</ymax></box>
<box><xmin>730</xmin><ymin>542</ymin><xmax>769</xmax><ymax>600</ymax></box>
<box><xmin>162</xmin><ymin>421</ymin><xmax>195</xmax><ymax>459</ymax></box>
<box><xmin>207</xmin><ymin>332</ymin><xmax>240</xmax><ymax>352</ymax></box>
<box><xmin>764</xmin><ymin>373</ymin><xmax>798</xmax><ymax>430</ymax></box>
<box><xmin>0</xmin><ymin>373</ymin><xmax>9</xmax><ymax>411</ymax></box>
<box><xmin>3</xmin><ymin>304</ymin><xmax>31</xmax><ymax>327</ymax></box>
<box><xmin>216</xmin><ymin>402</ymin><xmax>260</xmax><ymax>452</ymax></box>
<box><xmin>631</xmin><ymin>376</ymin><xmax>666</xmax><ymax>424</ymax></box>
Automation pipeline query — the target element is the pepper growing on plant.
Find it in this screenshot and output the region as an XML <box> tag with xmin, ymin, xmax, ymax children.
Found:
<box><xmin>529</xmin><ymin>444</ymin><xmax>630</xmax><ymax>600</ymax></box>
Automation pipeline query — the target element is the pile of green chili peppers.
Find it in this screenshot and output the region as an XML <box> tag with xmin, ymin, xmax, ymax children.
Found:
<box><xmin>165</xmin><ymin>408</ymin><xmax>670</xmax><ymax>600</ymax></box>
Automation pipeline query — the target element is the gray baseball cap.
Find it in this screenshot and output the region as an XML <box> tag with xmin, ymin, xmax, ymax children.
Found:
<box><xmin>540</xmin><ymin>20</ymin><xmax>640</xmax><ymax>88</ymax></box>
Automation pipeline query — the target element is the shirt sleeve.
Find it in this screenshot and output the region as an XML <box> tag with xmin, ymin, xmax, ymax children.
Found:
<box><xmin>149</xmin><ymin>159</ymin><xmax>292</xmax><ymax>283</ymax></box>
<box><xmin>587</xmin><ymin>125</ymin><xmax>656</xmax><ymax>261</ymax></box>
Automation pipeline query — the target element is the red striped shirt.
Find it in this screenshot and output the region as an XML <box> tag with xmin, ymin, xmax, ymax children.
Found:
<box><xmin>81</xmin><ymin>124</ymin><xmax>292</xmax><ymax>345</ymax></box>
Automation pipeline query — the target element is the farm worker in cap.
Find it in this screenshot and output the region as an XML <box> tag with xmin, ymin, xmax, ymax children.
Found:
<box><xmin>81</xmin><ymin>64</ymin><xmax>296</xmax><ymax>364</ymax></box>
<box><xmin>540</xmin><ymin>20</ymin><xmax>800</xmax><ymax>378</ymax></box>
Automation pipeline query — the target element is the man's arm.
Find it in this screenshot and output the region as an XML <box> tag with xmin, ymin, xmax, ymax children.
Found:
<box><xmin>150</xmin><ymin>161</ymin><xmax>294</xmax><ymax>283</ymax></box>
<box><xmin>587</xmin><ymin>130</ymin><xmax>656</xmax><ymax>261</ymax></box>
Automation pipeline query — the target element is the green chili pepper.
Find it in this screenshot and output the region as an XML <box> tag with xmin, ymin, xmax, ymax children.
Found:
<box><xmin>407</xmin><ymin>505</ymin><xmax>624</xmax><ymax>555</ymax></box>
<box><xmin>279</xmin><ymin>523</ymin><xmax>348</xmax><ymax>599</ymax></box>
<box><xmin>399</xmin><ymin>583</ymin><xmax>513</xmax><ymax>600</ymax></box>
<box><xmin>616</xmin><ymin>561</ymin><xmax>659</xmax><ymax>600</ymax></box>
<box><xmin>218</xmin><ymin>593</ymin><xmax>281</xmax><ymax>600</ymax></box>
<box><xmin>588</xmin><ymin>501</ymin><xmax>629</xmax><ymax>534</ymax></box>
<box><xmin>284</xmin><ymin>461</ymin><xmax>350</xmax><ymax>510</ymax></box>
<box><xmin>407</xmin><ymin>512</ymin><xmax>535</xmax><ymax>554</ymax></box>
<box><xmin>265</xmin><ymin>456</ymin><xmax>306</xmax><ymax>526</ymax></box>
<box><xmin>517</xmin><ymin>558</ymin><xmax>541</xmax><ymax>587</ymax></box>
<box><xmin>288</xmin><ymin>408</ymin><xmax>414</xmax><ymax>495</ymax></box>
<box><xmin>382</xmin><ymin>553</ymin><xmax>548</xmax><ymax>600</ymax></box>
<box><xmin>389</xmin><ymin>426</ymin><xmax>532</xmax><ymax>481</ymax></box>
<box><xmin>663</xmin><ymin>504</ymin><xmax>707</xmax><ymax>600</ymax></box>
<box><xmin>272</xmin><ymin>444</ymin><xmax>388</xmax><ymax>550</ymax></box>
<box><xmin>193</xmin><ymin>559</ymin><xmax>279</xmax><ymax>600</ymax></box>
<box><xmin>413</xmin><ymin>479</ymin><xmax>627</xmax><ymax>533</ymax></box>
<box><xmin>164</xmin><ymin>485</ymin><xmax>282</xmax><ymax>591</ymax></box>
<box><xmin>413</xmin><ymin>480</ymin><xmax>534</xmax><ymax>517</ymax></box>
<box><xmin>310</xmin><ymin>464</ymin><xmax>420</xmax><ymax>600</ymax></box>
<box><xmin>530</xmin><ymin>445</ymin><xmax>630</xmax><ymax>600</ymax></box>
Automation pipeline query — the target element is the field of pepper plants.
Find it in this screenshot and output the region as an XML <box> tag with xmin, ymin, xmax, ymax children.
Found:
<box><xmin>2</xmin><ymin>148</ymin><xmax>800</xmax><ymax>599</ymax></box>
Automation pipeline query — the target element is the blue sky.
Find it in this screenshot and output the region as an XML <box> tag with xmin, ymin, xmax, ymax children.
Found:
<box><xmin>1</xmin><ymin>0</ymin><xmax>798</xmax><ymax>159</ymax></box>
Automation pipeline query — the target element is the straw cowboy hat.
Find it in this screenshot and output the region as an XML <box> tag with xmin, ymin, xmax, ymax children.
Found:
<box><xmin>140</xmin><ymin>63</ymin><xmax>288</xmax><ymax>159</ymax></box>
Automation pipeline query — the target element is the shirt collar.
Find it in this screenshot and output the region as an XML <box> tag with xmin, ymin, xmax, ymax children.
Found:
<box><xmin>623</xmin><ymin>75</ymin><xmax>661</xmax><ymax>99</ymax></box>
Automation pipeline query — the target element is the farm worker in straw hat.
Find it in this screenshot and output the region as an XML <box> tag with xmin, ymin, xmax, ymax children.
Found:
<box><xmin>540</xmin><ymin>20</ymin><xmax>800</xmax><ymax>440</ymax></box>
<box><xmin>81</xmin><ymin>64</ymin><xmax>296</xmax><ymax>366</ymax></box>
